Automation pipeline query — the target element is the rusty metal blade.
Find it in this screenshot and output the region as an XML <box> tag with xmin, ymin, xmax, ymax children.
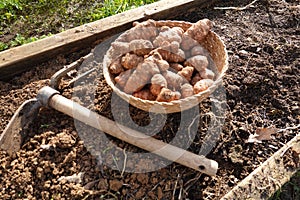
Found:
<box><xmin>0</xmin><ymin>99</ymin><xmax>41</xmax><ymax>155</ymax></box>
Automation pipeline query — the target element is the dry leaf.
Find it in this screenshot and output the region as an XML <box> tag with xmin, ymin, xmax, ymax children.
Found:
<box><xmin>246</xmin><ymin>127</ymin><xmax>278</xmax><ymax>143</ymax></box>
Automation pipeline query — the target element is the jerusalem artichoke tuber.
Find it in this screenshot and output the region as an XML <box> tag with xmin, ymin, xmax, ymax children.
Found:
<box><xmin>168</xmin><ymin>41</ymin><xmax>181</xmax><ymax>53</ymax></box>
<box><xmin>147</xmin><ymin>50</ymin><xmax>170</xmax><ymax>72</ymax></box>
<box><xmin>185</xmin><ymin>19</ymin><xmax>212</xmax><ymax>42</ymax></box>
<box><xmin>153</xmin><ymin>26</ymin><xmax>185</xmax><ymax>63</ymax></box>
<box><xmin>163</xmin><ymin>70</ymin><xmax>185</xmax><ymax>91</ymax></box>
<box><xmin>133</xmin><ymin>89</ymin><xmax>156</xmax><ymax>100</ymax></box>
<box><xmin>132</xmin><ymin>19</ymin><xmax>157</xmax><ymax>27</ymax></box>
<box><xmin>185</xmin><ymin>55</ymin><xmax>208</xmax><ymax>72</ymax></box>
<box><xmin>181</xmin><ymin>34</ymin><xmax>199</xmax><ymax>51</ymax></box>
<box><xmin>191</xmin><ymin>72</ymin><xmax>202</xmax><ymax>85</ymax></box>
<box><xmin>110</xmin><ymin>41</ymin><xmax>131</xmax><ymax>58</ymax></box>
<box><xmin>121</xmin><ymin>53</ymin><xmax>143</xmax><ymax>69</ymax></box>
<box><xmin>109</xmin><ymin>57</ymin><xmax>124</xmax><ymax>74</ymax></box>
<box><xmin>157</xmin><ymin>49</ymin><xmax>185</xmax><ymax>63</ymax></box>
<box><xmin>114</xmin><ymin>69</ymin><xmax>133</xmax><ymax>88</ymax></box>
<box><xmin>191</xmin><ymin>45</ymin><xmax>209</xmax><ymax>57</ymax></box>
<box><xmin>129</xmin><ymin>39</ymin><xmax>154</xmax><ymax>56</ymax></box>
<box><xmin>124</xmin><ymin>20</ymin><xmax>158</xmax><ymax>41</ymax></box>
<box><xmin>172</xmin><ymin>26</ymin><xmax>185</xmax><ymax>36</ymax></box>
<box><xmin>178</xmin><ymin>66</ymin><xmax>194</xmax><ymax>82</ymax></box>
<box><xmin>181</xmin><ymin>83</ymin><xmax>194</xmax><ymax>98</ymax></box>
<box><xmin>193</xmin><ymin>79</ymin><xmax>214</xmax><ymax>94</ymax></box>
<box><xmin>123</xmin><ymin>60</ymin><xmax>160</xmax><ymax>94</ymax></box>
<box><xmin>110</xmin><ymin>39</ymin><xmax>154</xmax><ymax>58</ymax></box>
<box><xmin>156</xmin><ymin>88</ymin><xmax>181</xmax><ymax>102</ymax></box>
<box><xmin>153</xmin><ymin>26</ymin><xmax>183</xmax><ymax>48</ymax></box>
<box><xmin>147</xmin><ymin>50</ymin><xmax>163</xmax><ymax>60</ymax></box>
<box><xmin>170</xmin><ymin>63</ymin><xmax>184</xmax><ymax>72</ymax></box>
<box><xmin>150</xmin><ymin>74</ymin><xmax>168</xmax><ymax>96</ymax></box>
<box><xmin>156</xmin><ymin>59</ymin><xmax>170</xmax><ymax>72</ymax></box>
<box><xmin>200</xmin><ymin>68</ymin><xmax>215</xmax><ymax>80</ymax></box>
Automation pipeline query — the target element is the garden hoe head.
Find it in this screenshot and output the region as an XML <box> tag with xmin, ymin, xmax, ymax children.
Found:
<box><xmin>0</xmin><ymin>98</ymin><xmax>41</xmax><ymax>155</ymax></box>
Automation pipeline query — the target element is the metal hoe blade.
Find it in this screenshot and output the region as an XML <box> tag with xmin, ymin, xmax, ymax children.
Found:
<box><xmin>0</xmin><ymin>99</ymin><xmax>41</xmax><ymax>155</ymax></box>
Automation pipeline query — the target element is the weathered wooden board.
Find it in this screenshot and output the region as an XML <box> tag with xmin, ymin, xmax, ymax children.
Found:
<box><xmin>222</xmin><ymin>133</ymin><xmax>300</xmax><ymax>200</ymax></box>
<box><xmin>0</xmin><ymin>0</ymin><xmax>216</xmax><ymax>81</ymax></box>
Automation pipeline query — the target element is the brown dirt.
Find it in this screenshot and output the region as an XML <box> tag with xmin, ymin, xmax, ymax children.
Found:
<box><xmin>0</xmin><ymin>0</ymin><xmax>299</xmax><ymax>199</ymax></box>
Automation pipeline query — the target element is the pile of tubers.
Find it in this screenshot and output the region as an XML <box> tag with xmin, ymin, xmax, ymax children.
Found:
<box><xmin>108</xmin><ymin>19</ymin><xmax>217</xmax><ymax>102</ymax></box>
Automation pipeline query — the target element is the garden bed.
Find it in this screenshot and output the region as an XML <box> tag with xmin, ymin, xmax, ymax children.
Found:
<box><xmin>0</xmin><ymin>0</ymin><xmax>299</xmax><ymax>199</ymax></box>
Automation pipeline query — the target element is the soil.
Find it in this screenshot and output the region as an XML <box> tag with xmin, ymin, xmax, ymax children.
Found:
<box><xmin>0</xmin><ymin>0</ymin><xmax>299</xmax><ymax>199</ymax></box>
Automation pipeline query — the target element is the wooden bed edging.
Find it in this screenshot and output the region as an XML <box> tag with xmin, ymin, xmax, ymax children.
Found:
<box><xmin>0</xmin><ymin>0</ymin><xmax>216</xmax><ymax>81</ymax></box>
<box><xmin>222</xmin><ymin>133</ymin><xmax>300</xmax><ymax>200</ymax></box>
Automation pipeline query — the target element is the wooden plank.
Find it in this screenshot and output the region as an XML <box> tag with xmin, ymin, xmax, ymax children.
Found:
<box><xmin>0</xmin><ymin>0</ymin><xmax>216</xmax><ymax>81</ymax></box>
<box><xmin>222</xmin><ymin>133</ymin><xmax>300</xmax><ymax>200</ymax></box>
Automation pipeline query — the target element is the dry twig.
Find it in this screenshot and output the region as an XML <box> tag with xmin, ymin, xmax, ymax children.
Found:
<box><xmin>184</xmin><ymin>172</ymin><xmax>202</xmax><ymax>191</ymax></box>
<box><xmin>172</xmin><ymin>174</ymin><xmax>180</xmax><ymax>200</ymax></box>
<box><xmin>214</xmin><ymin>0</ymin><xmax>258</xmax><ymax>11</ymax></box>
<box><xmin>277</xmin><ymin>124</ymin><xmax>300</xmax><ymax>132</ymax></box>
<box><xmin>187</xmin><ymin>114</ymin><xmax>200</xmax><ymax>142</ymax></box>
<box><xmin>121</xmin><ymin>148</ymin><xmax>127</xmax><ymax>177</ymax></box>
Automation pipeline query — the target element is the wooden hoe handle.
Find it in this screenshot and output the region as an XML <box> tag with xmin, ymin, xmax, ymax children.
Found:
<box><xmin>38</xmin><ymin>86</ymin><xmax>218</xmax><ymax>176</ymax></box>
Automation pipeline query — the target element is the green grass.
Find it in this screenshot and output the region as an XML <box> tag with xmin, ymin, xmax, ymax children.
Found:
<box><xmin>0</xmin><ymin>0</ymin><xmax>158</xmax><ymax>51</ymax></box>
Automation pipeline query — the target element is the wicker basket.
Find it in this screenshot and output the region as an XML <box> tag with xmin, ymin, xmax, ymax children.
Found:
<box><xmin>103</xmin><ymin>20</ymin><xmax>228</xmax><ymax>113</ymax></box>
